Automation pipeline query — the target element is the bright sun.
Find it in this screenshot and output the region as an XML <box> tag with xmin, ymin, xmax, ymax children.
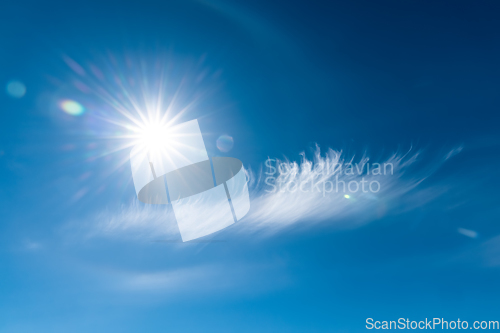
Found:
<box><xmin>139</xmin><ymin>122</ymin><xmax>171</xmax><ymax>152</ymax></box>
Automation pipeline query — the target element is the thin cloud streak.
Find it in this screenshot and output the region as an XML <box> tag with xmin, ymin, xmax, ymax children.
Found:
<box><xmin>65</xmin><ymin>261</ymin><xmax>292</xmax><ymax>298</ymax></box>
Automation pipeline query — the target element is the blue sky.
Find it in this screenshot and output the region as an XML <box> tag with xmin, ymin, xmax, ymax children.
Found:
<box><xmin>1</xmin><ymin>0</ymin><xmax>500</xmax><ymax>332</ymax></box>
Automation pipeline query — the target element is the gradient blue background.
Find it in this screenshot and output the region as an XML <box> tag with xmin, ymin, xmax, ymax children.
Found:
<box><xmin>1</xmin><ymin>0</ymin><xmax>500</xmax><ymax>332</ymax></box>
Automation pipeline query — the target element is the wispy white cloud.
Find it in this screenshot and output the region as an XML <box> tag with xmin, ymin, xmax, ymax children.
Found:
<box><xmin>241</xmin><ymin>146</ymin><xmax>448</xmax><ymax>235</ymax></box>
<box><xmin>72</xmin><ymin>145</ymin><xmax>460</xmax><ymax>240</ymax></box>
<box><xmin>457</xmin><ymin>227</ymin><xmax>478</xmax><ymax>239</ymax></box>
<box><xmin>445</xmin><ymin>145</ymin><xmax>464</xmax><ymax>160</ymax></box>
<box><xmin>65</xmin><ymin>201</ymin><xmax>179</xmax><ymax>241</ymax></box>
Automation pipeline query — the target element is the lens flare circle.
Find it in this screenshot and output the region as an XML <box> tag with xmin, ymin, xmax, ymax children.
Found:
<box><xmin>216</xmin><ymin>134</ymin><xmax>234</xmax><ymax>152</ymax></box>
<box><xmin>6</xmin><ymin>80</ymin><xmax>26</xmax><ymax>98</ymax></box>
<box><xmin>59</xmin><ymin>99</ymin><xmax>85</xmax><ymax>116</ymax></box>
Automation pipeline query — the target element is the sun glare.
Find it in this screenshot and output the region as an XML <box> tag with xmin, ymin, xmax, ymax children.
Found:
<box><xmin>139</xmin><ymin>122</ymin><xmax>171</xmax><ymax>152</ymax></box>
<box><xmin>56</xmin><ymin>52</ymin><xmax>207</xmax><ymax>174</ymax></box>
